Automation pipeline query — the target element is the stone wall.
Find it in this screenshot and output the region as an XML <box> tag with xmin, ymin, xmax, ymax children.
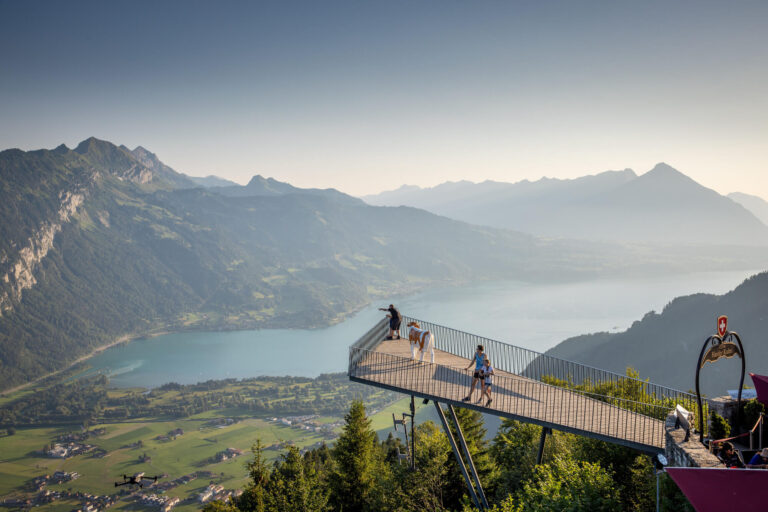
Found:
<box><xmin>709</xmin><ymin>395</ymin><xmax>741</xmax><ymax>429</ymax></box>
<box><xmin>665</xmin><ymin>411</ymin><xmax>721</xmax><ymax>468</ymax></box>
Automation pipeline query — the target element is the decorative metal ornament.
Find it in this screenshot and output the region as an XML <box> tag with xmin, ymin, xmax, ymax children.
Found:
<box><xmin>700</xmin><ymin>341</ymin><xmax>741</xmax><ymax>368</ymax></box>
<box><xmin>695</xmin><ymin>316</ymin><xmax>746</xmax><ymax>443</ymax></box>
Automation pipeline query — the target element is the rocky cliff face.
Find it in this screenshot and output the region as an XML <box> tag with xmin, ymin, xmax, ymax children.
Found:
<box><xmin>0</xmin><ymin>137</ymin><xmax>179</xmax><ymax>317</ymax></box>
<box><xmin>0</xmin><ymin>186</ymin><xmax>88</xmax><ymax>315</ymax></box>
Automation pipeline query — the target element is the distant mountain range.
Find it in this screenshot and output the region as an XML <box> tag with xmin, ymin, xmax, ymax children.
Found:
<box><xmin>1</xmin><ymin>140</ymin><xmax>766</xmax><ymax>391</ymax></box>
<box><xmin>547</xmin><ymin>271</ymin><xmax>768</xmax><ymax>396</ymax></box>
<box><xmin>210</xmin><ymin>174</ymin><xmax>362</xmax><ymax>205</ymax></box>
<box><xmin>729</xmin><ymin>192</ymin><xmax>768</xmax><ymax>226</ymax></box>
<box><xmin>364</xmin><ymin>164</ymin><xmax>768</xmax><ymax>246</ymax></box>
<box><xmin>186</xmin><ymin>175</ymin><xmax>239</xmax><ymax>188</ymax></box>
<box><xmin>0</xmin><ymin>137</ymin><xmax>714</xmax><ymax>391</ymax></box>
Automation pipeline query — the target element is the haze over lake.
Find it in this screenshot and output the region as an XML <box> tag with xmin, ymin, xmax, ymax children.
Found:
<box><xmin>83</xmin><ymin>269</ymin><xmax>761</xmax><ymax>388</ymax></box>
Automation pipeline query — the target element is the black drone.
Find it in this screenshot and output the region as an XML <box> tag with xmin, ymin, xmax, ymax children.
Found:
<box><xmin>114</xmin><ymin>472</ymin><xmax>160</xmax><ymax>488</ymax></box>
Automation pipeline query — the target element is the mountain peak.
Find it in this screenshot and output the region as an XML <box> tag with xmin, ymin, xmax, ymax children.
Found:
<box><xmin>243</xmin><ymin>175</ymin><xmax>298</xmax><ymax>195</ymax></box>
<box><xmin>645</xmin><ymin>162</ymin><xmax>685</xmax><ymax>177</ymax></box>
<box><xmin>74</xmin><ymin>136</ymin><xmax>113</xmax><ymax>154</ymax></box>
<box><xmin>130</xmin><ymin>146</ymin><xmax>160</xmax><ymax>166</ymax></box>
<box><xmin>637</xmin><ymin>163</ymin><xmax>699</xmax><ymax>188</ymax></box>
<box><xmin>127</xmin><ymin>145</ymin><xmax>196</xmax><ymax>189</ymax></box>
<box><xmin>246</xmin><ymin>174</ymin><xmax>269</xmax><ymax>186</ymax></box>
<box><xmin>132</xmin><ymin>146</ymin><xmax>154</xmax><ymax>158</ymax></box>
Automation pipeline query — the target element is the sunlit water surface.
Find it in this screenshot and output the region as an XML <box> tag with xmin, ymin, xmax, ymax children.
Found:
<box><xmin>83</xmin><ymin>269</ymin><xmax>762</xmax><ymax>387</ymax></box>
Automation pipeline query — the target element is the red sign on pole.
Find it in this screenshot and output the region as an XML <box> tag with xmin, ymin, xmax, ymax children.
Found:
<box><xmin>717</xmin><ymin>315</ymin><xmax>728</xmax><ymax>337</ymax></box>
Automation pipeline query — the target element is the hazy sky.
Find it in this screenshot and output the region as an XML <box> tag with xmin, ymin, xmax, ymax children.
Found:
<box><xmin>1</xmin><ymin>0</ymin><xmax>766</xmax><ymax>196</ymax></box>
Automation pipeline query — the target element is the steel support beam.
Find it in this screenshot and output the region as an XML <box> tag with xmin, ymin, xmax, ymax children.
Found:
<box><xmin>448</xmin><ymin>405</ymin><xmax>489</xmax><ymax>509</ymax></box>
<box><xmin>434</xmin><ymin>402</ymin><xmax>481</xmax><ymax>510</ymax></box>
<box><xmin>536</xmin><ymin>426</ymin><xmax>551</xmax><ymax>465</ymax></box>
<box><xmin>410</xmin><ymin>396</ymin><xmax>416</xmax><ymax>471</ymax></box>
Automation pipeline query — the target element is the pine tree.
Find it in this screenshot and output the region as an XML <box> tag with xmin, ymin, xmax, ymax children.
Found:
<box><xmin>329</xmin><ymin>400</ymin><xmax>390</xmax><ymax>511</ymax></box>
<box><xmin>235</xmin><ymin>440</ymin><xmax>269</xmax><ymax>512</ymax></box>
<box><xmin>394</xmin><ymin>421</ymin><xmax>452</xmax><ymax>511</ymax></box>
<box><xmin>491</xmin><ymin>419</ymin><xmax>574</xmax><ymax>500</ymax></box>
<box><xmin>266</xmin><ymin>446</ymin><xmax>328</xmax><ymax>512</ymax></box>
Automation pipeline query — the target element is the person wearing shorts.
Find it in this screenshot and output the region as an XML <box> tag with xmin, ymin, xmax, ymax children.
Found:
<box><xmin>379</xmin><ymin>304</ymin><xmax>402</xmax><ymax>340</ymax></box>
<box><xmin>462</xmin><ymin>345</ymin><xmax>485</xmax><ymax>402</ymax></box>
<box><xmin>481</xmin><ymin>357</ymin><xmax>494</xmax><ymax>406</ymax></box>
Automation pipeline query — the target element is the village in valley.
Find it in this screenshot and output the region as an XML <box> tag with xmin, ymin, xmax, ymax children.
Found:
<box><xmin>0</xmin><ymin>376</ymin><xmax>399</xmax><ymax>512</ymax></box>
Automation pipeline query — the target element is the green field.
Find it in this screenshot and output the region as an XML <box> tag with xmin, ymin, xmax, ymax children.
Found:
<box><xmin>0</xmin><ymin>383</ymin><xmax>507</xmax><ymax>512</ymax></box>
<box><xmin>370</xmin><ymin>396</ymin><xmax>435</xmax><ymax>436</ymax></box>
<box><xmin>0</xmin><ymin>399</ymin><xmax>419</xmax><ymax>512</ymax></box>
<box><xmin>0</xmin><ymin>413</ymin><xmax>333</xmax><ymax>508</ymax></box>
<box><xmin>0</xmin><ymin>371</ymin><xmax>416</xmax><ymax>512</ymax></box>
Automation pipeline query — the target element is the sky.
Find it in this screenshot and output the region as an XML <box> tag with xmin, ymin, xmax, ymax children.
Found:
<box><xmin>1</xmin><ymin>0</ymin><xmax>766</xmax><ymax>197</ymax></box>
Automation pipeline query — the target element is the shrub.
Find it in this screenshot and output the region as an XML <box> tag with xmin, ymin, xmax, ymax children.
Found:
<box><xmin>742</xmin><ymin>399</ymin><xmax>765</xmax><ymax>430</ymax></box>
<box><xmin>709</xmin><ymin>411</ymin><xmax>731</xmax><ymax>441</ymax></box>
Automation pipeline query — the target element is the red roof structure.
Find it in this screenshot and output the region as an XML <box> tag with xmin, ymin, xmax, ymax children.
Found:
<box><xmin>750</xmin><ymin>373</ymin><xmax>768</xmax><ymax>407</ymax></box>
<box><xmin>666</xmin><ymin>467</ymin><xmax>768</xmax><ymax>512</ymax></box>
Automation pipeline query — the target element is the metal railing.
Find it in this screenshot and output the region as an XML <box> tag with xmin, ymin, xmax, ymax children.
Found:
<box><xmin>349</xmin><ymin>345</ymin><xmax>669</xmax><ymax>450</ymax></box>
<box><xmin>349</xmin><ymin>317</ymin><xmax>389</xmax><ymax>370</ymax></box>
<box><xmin>399</xmin><ymin>316</ymin><xmax>702</xmax><ymax>417</ymax></box>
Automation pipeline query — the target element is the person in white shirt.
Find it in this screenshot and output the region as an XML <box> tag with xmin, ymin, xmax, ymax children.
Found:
<box><xmin>481</xmin><ymin>357</ymin><xmax>494</xmax><ymax>406</ymax></box>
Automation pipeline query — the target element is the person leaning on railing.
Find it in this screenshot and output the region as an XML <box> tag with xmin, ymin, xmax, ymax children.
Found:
<box><xmin>747</xmin><ymin>448</ymin><xmax>768</xmax><ymax>469</ymax></box>
<box><xmin>379</xmin><ymin>304</ymin><xmax>402</xmax><ymax>340</ymax></box>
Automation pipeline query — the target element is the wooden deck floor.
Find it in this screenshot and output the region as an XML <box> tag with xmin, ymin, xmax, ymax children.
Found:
<box><xmin>350</xmin><ymin>339</ymin><xmax>666</xmax><ymax>452</ymax></box>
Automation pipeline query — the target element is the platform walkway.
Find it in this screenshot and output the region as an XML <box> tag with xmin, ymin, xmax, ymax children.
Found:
<box><xmin>348</xmin><ymin>317</ymin><xmax>699</xmax><ymax>453</ymax></box>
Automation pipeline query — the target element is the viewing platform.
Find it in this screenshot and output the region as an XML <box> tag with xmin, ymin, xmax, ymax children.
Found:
<box><xmin>349</xmin><ymin>317</ymin><xmax>700</xmax><ymax>454</ymax></box>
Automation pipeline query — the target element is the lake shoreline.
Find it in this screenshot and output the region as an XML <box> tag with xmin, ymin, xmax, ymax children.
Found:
<box><xmin>1</xmin><ymin>277</ymin><xmax>465</xmax><ymax>394</ymax></box>
<box><xmin>3</xmin><ymin>269</ymin><xmax>761</xmax><ymax>395</ymax></box>
<box><xmin>0</xmin><ymin>290</ymin><xmax>391</xmax><ymax>396</ymax></box>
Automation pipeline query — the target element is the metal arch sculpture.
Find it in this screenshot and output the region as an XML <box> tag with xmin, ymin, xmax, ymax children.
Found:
<box><xmin>695</xmin><ymin>316</ymin><xmax>746</xmax><ymax>443</ymax></box>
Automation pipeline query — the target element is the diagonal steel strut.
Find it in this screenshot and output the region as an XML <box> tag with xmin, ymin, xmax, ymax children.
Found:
<box><xmin>448</xmin><ymin>405</ymin><xmax>489</xmax><ymax>509</ymax></box>
<box><xmin>434</xmin><ymin>401</ymin><xmax>482</xmax><ymax>510</ymax></box>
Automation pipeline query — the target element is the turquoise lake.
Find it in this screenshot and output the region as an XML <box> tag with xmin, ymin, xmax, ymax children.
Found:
<box><xmin>84</xmin><ymin>269</ymin><xmax>763</xmax><ymax>388</ymax></box>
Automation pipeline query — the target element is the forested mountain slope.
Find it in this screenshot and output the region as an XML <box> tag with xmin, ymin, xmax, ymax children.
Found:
<box><xmin>547</xmin><ymin>271</ymin><xmax>768</xmax><ymax>395</ymax></box>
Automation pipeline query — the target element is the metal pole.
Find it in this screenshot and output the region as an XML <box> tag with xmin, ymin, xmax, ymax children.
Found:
<box><xmin>434</xmin><ymin>402</ymin><xmax>481</xmax><ymax>510</ymax></box>
<box><xmin>448</xmin><ymin>405</ymin><xmax>489</xmax><ymax>509</ymax></box>
<box><xmin>537</xmin><ymin>426</ymin><xmax>551</xmax><ymax>465</ymax></box>
<box><xmin>656</xmin><ymin>471</ymin><xmax>660</xmax><ymax>512</ymax></box>
<box><xmin>410</xmin><ymin>396</ymin><xmax>416</xmax><ymax>471</ymax></box>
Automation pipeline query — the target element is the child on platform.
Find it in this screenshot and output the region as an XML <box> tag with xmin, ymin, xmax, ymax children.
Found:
<box><xmin>481</xmin><ymin>357</ymin><xmax>494</xmax><ymax>406</ymax></box>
